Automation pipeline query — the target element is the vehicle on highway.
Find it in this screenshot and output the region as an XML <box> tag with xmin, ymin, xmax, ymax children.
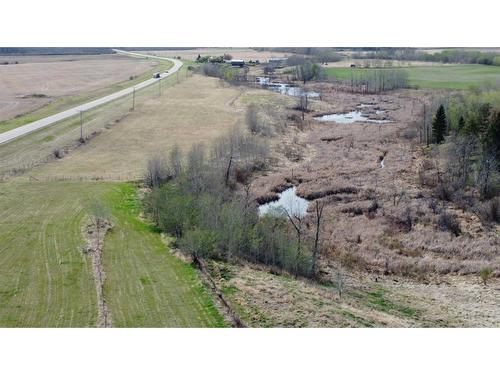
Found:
<box><xmin>153</xmin><ymin>72</ymin><xmax>161</xmax><ymax>78</ymax></box>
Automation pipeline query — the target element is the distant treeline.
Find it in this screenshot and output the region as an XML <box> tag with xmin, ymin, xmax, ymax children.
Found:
<box><xmin>255</xmin><ymin>47</ymin><xmax>342</xmax><ymax>63</ymax></box>
<box><xmin>116</xmin><ymin>47</ymin><xmax>198</xmax><ymax>51</ymax></box>
<box><xmin>351</xmin><ymin>48</ymin><xmax>500</xmax><ymax>66</ymax></box>
<box><xmin>0</xmin><ymin>47</ymin><xmax>114</xmax><ymax>55</ymax></box>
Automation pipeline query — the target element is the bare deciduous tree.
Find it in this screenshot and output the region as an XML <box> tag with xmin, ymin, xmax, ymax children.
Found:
<box><xmin>169</xmin><ymin>144</ymin><xmax>183</xmax><ymax>178</ymax></box>
<box><xmin>145</xmin><ymin>153</ymin><xmax>170</xmax><ymax>188</ymax></box>
<box><xmin>311</xmin><ymin>200</ymin><xmax>326</xmax><ymax>276</ymax></box>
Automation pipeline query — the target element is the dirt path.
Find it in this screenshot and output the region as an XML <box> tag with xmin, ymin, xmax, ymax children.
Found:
<box><xmin>82</xmin><ymin>219</ymin><xmax>113</xmax><ymax>328</ymax></box>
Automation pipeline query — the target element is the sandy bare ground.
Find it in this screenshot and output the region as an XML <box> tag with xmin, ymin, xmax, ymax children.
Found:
<box><xmin>0</xmin><ymin>54</ymin><xmax>158</xmax><ymax>121</ymax></box>
<box><xmin>142</xmin><ymin>48</ymin><xmax>291</xmax><ymax>62</ymax></box>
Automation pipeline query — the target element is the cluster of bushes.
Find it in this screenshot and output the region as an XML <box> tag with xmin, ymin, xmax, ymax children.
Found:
<box><xmin>201</xmin><ymin>63</ymin><xmax>249</xmax><ymax>84</ymax></box>
<box><xmin>143</xmin><ymin>128</ymin><xmax>317</xmax><ymax>277</ymax></box>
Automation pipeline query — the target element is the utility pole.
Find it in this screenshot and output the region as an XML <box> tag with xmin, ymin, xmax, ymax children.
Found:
<box><xmin>132</xmin><ymin>87</ymin><xmax>135</xmax><ymax>110</ymax></box>
<box><xmin>80</xmin><ymin>110</ymin><xmax>84</xmax><ymax>142</ymax></box>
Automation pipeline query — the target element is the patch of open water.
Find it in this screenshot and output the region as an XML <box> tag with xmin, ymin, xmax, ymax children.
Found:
<box><xmin>258</xmin><ymin>187</ymin><xmax>309</xmax><ymax>218</ymax></box>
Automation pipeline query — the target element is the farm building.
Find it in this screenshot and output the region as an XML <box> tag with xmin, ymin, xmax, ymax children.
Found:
<box><xmin>230</xmin><ymin>59</ymin><xmax>245</xmax><ymax>67</ymax></box>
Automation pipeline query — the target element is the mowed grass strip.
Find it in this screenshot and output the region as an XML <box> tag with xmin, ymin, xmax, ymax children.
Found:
<box><xmin>325</xmin><ymin>64</ymin><xmax>500</xmax><ymax>90</ymax></box>
<box><xmin>103</xmin><ymin>184</ymin><xmax>225</xmax><ymax>327</ymax></box>
<box><xmin>0</xmin><ymin>181</ymin><xmax>224</xmax><ymax>327</ymax></box>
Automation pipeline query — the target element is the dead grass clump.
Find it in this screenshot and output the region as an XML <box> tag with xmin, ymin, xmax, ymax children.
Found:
<box><xmin>271</xmin><ymin>182</ymin><xmax>293</xmax><ymax>194</ymax></box>
<box><xmin>341</xmin><ymin>206</ymin><xmax>364</xmax><ymax>216</ymax></box>
<box><xmin>256</xmin><ymin>193</ymin><xmax>279</xmax><ymax>205</ymax></box>
<box><xmin>320</xmin><ymin>136</ymin><xmax>343</xmax><ymax>143</ymax></box>
<box><xmin>302</xmin><ymin>186</ymin><xmax>358</xmax><ymax>200</ymax></box>
<box><xmin>287</xmin><ymin>113</ymin><xmax>302</xmax><ymax>122</ymax></box>
<box><xmin>281</xmin><ymin>142</ymin><xmax>304</xmax><ymax>162</ymax></box>
<box><xmin>385</xmin><ymin>212</ymin><xmax>412</xmax><ymax>233</ymax></box>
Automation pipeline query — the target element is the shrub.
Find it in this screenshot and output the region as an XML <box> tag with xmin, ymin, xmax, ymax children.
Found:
<box><xmin>436</xmin><ymin>182</ymin><xmax>453</xmax><ymax>201</ymax></box>
<box><xmin>479</xmin><ymin>267</ymin><xmax>493</xmax><ymax>286</ymax></box>
<box><xmin>368</xmin><ymin>199</ymin><xmax>380</xmax><ymax>213</ymax></box>
<box><xmin>246</xmin><ymin>104</ymin><xmax>273</xmax><ymax>137</ymax></box>
<box><xmin>428</xmin><ymin>199</ymin><xmax>441</xmax><ymax>214</ymax></box>
<box><xmin>477</xmin><ymin>197</ymin><xmax>500</xmax><ymax>224</ymax></box>
<box><xmin>437</xmin><ymin>212</ymin><xmax>461</xmax><ymax>236</ymax></box>
<box><xmin>178</xmin><ymin>229</ymin><xmax>218</xmax><ymax>260</ymax></box>
<box><xmin>144</xmin><ymin>154</ymin><xmax>170</xmax><ymax>188</ymax></box>
<box><xmin>402</xmin><ymin>127</ymin><xmax>418</xmax><ymax>140</ymax></box>
<box><xmin>145</xmin><ymin>185</ymin><xmax>197</xmax><ymax>237</ymax></box>
<box><xmin>403</xmin><ymin>207</ymin><xmax>412</xmax><ymax>232</ymax></box>
<box><xmin>53</xmin><ymin>149</ymin><xmax>64</xmax><ymax>159</ymax></box>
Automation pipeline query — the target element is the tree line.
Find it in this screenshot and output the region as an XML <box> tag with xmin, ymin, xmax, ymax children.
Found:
<box><xmin>425</xmin><ymin>91</ymin><xmax>499</xmax><ymax>223</ymax></box>
<box><xmin>351</xmin><ymin>48</ymin><xmax>500</xmax><ymax>66</ymax></box>
<box><xmin>343</xmin><ymin>68</ymin><xmax>409</xmax><ymax>93</ymax></box>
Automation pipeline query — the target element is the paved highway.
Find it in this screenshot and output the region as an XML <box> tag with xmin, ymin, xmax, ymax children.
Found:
<box><xmin>0</xmin><ymin>50</ymin><xmax>182</xmax><ymax>145</ymax></box>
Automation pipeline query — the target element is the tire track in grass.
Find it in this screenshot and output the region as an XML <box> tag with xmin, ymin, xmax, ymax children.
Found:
<box><xmin>0</xmin><ymin>181</ymin><xmax>104</xmax><ymax>327</ymax></box>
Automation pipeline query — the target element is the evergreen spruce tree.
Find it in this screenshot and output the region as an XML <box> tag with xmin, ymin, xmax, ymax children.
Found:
<box><xmin>458</xmin><ymin>115</ymin><xmax>465</xmax><ymax>131</ymax></box>
<box><xmin>432</xmin><ymin>105</ymin><xmax>447</xmax><ymax>144</ymax></box>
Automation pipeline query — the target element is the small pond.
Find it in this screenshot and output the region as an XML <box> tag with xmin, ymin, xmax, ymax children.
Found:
<box><xmin>314</xmin><ymin>110</ymin><xmax>392</xmax><ymax>124</ymax></box>
<box><xmin>258</xmin><ymin>187</ymin><xmax>309</xmax><ymax>218</ymax></box>
<box><xmin>256</xmin><ymin>77</ymin><xmax>319</xmax><ymax>98</ymax></box>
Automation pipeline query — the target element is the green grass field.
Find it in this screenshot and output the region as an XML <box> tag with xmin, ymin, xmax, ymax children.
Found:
<box><xmin>0</xmin><ymin>181</ymin><xmax>224</xmax><ymax>327</ymax></box>
<box><xmin>325</xmin><ymin>64</ymin><xmax>500</xmax><ymax>90</ymax></box>
<box><xmin>103</xmin><ymin>183</ymin><xmax>225</xmax><ymax>327</ymax></box>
